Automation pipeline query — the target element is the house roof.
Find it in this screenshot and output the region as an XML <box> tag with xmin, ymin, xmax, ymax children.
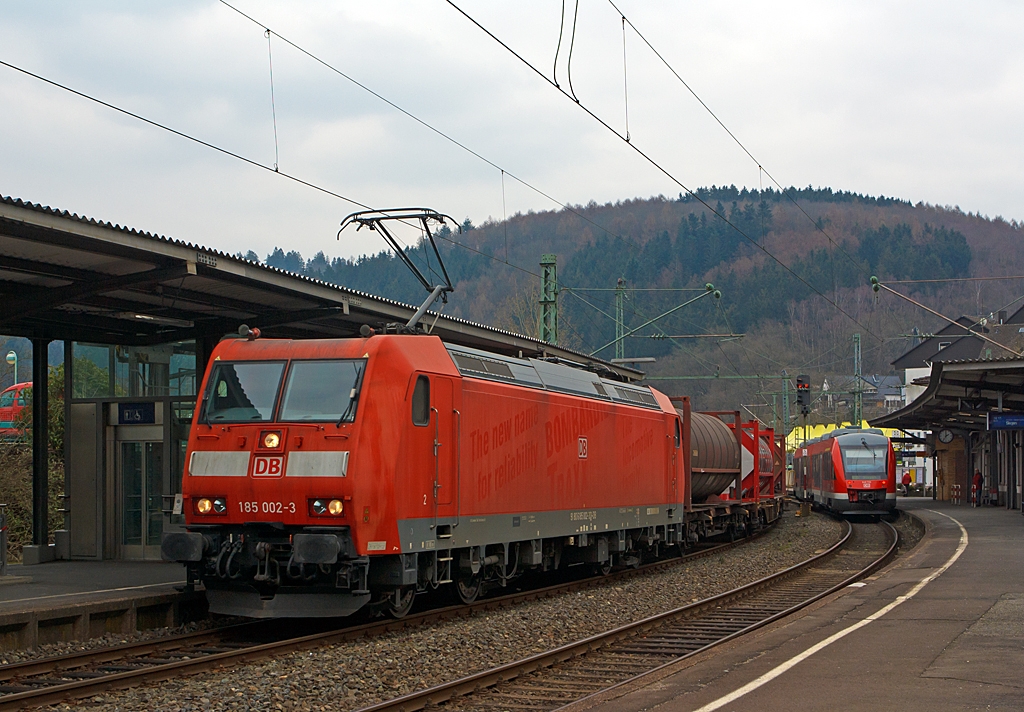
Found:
<box><xmin>891</xmin><ymin>317</ymin><xmax>985</xmax><ymax>370</ymax></box>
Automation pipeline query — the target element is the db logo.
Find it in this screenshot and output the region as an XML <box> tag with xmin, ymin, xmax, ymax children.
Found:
<box><xmin>252</xmin><ymin>455</ymin><xmax>285</xmax><ymax>477</ymax></box>
<box><xmin>578</xmin><ymin>437</ymin><xmax>588</xmax><ymax>459</ymax></box>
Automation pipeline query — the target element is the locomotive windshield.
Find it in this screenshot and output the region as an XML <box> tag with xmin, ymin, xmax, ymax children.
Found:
<box><xmin>279</xmin><ymin>359</ymin><xmax>365</xmax><ymax>423</ymax></box>
<box><xmin>841</xmin><ymin>437</ymin><xmax>889</xmax><ymax>480</ymax></box>
<box><xmin>201</xmin><ymin>361</ymin><xmax>285</xmax><ymax>422</ymax></box>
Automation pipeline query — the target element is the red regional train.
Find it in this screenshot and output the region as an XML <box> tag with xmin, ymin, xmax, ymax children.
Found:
<box><xmin>0</xmin><ymin>382</ymin><xmax>30</xmax><ymax>440</ymax></box>
<box><xmin>162</xmin><ymin>331</ymin><xmax>783</xmax><ymax>618</ymax></box>
<box><xmin>792</xmin><ymin>428</ymin><xmax>896</xmax><ymax>514</ymax></box>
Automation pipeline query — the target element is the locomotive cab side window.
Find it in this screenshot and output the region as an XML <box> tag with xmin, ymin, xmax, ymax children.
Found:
<box><xmin>674</xmin><ymin>418</ymin><xmax>681</xmax><ymax>448</ymax></box>
<box><xmin>412</xmin><ymin>375</ymin><xmax>430</xmax><ymax>426</ymax></box>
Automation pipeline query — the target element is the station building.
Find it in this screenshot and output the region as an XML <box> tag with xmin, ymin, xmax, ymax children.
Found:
<box><xmin>0</xmin><ymin>196</ymin><xmax>639</xmax><ymax>563</ymax></box>
<box><xmin>872</xmin><ymin>308</ymin><xmax>1024</xmax><ymax>509</ymax></box>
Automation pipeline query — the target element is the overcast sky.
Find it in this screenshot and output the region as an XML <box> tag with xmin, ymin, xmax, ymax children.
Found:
<box><xmin>2</xmin><ymin>1</ymin><xmax>1022</xmax><ymax>262</ymax></box>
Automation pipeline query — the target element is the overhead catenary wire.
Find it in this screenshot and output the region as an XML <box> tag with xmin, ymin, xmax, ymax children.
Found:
<box><xmin>606</xmin><ymin>0</ymin><xmax>866</xmax><ymax>279</ymax></box>
<box><xmin>552</xmin><ymin>0</ymin><xmax>566</xmax><ymax>87</ymax></box>
<box><xmin>501</xmin><ymin>170</ymin><xmax>508</xmax><ymax>263</ymax></box>
<box><xmin>0</xmin><ymin>59</ymin><xmax>366</xmax><ymax>210</ymax></box>
<box><xmin>567</xmin><ymin>287</ymin><xmax>706</xmax><ymax>292</ymax></box>
<box><xmin>886</xmin><ymin>275</ymin><xmax>1024</xmax><ymax>284</ymax></box>
<box><xmin>0</xmin><ymin>57</ymin><xmax>546</xmax><ymax>287</ymax></box>
<box><xmin>621</xmin><ymin>13</ymin><xmax>630</xmax><ymax>142</ymax></box>
<box><xmin>216</xmin><ymin>0</ymin><xmax>643</xmax><ymax>282</ymax></box>
<box><xmin>442</xmin><ymin>0</ymin><xmax>881</xmax><ymax>343</ymax></box>
<box><xmin>564</xmin><ymin>288</ymin><xmax>724</xmax><ymax>374</ymax></box>
<box><xmin>567</xmin><ymin>0</ymin><xmax>581</xmax><ymax>102</ymax></box>
<box><xmin>265</xmin><ymin>28</ymin><xmax>280</xmax><ymax>171</ymax></box>
<box><xmin>872</xmin><ymin>279</ymin><xmax>1019</xmax><ymax>357</ymax></box>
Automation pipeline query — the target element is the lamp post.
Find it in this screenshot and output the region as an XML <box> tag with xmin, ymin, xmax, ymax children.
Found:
<box><xmin>5</xmin><ymin>351</ymin><xmax>16</xmax><ymax>385</ymax></box>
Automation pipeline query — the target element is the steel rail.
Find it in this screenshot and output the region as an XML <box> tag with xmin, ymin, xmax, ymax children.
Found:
<box><xmin>356</xmin><ymin>519</ymin><xmax>897</xmax><ymax>712</ymax></box>
<box><xmin>0</xmin><ymin>524</ymin><xmax>775</xmax><ymax>710</ymax></box>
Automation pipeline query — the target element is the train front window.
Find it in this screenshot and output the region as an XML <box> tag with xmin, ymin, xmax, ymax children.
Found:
<box><xmin>843</xmin><ymin>441</ymin><xmax>888</xmax><ymax>480</ymax></box>
<box><xmin>279</xmin><ymin>359</ymin><xmax>365</xmax><ymax>423</ymax></box>
<box><xmin>201</xmin><ymin>361</ymin><xmax>284</xmax><ymax>423</ymax></box>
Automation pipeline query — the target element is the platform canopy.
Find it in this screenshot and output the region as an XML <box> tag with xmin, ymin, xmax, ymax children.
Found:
<box><xmin>870</xmin><ymin>357</ymin><xmax>1024</xmax><ymax>431</ymax></box>
<box><xmin>0</xmin><ymin>196</ymin><xmax>640</xmax><ymax>380</ymax></box>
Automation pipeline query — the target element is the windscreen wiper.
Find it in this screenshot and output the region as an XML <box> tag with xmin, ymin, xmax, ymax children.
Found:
<box><xmin>200</xmin><ymin>389</ymin><xmax>212</xmax><ymax>428</ymax></box>
<box><xmin>861</xmin><ymin>437</ymin><xmax>877</xmax><ymax>461</ymax></box>
<box><xmin>338</xmin><ymin>364</ymin><xmax>366</xmax><ymax>426</ymax></box>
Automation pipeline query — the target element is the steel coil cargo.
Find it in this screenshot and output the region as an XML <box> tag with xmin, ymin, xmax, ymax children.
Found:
<box><xmin>684</xmin><ymin>410</ymin><xmax>740</xmax><ymax>501</ymax></box>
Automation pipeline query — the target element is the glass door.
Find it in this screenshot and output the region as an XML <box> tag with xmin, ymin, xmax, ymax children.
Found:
<box><xmin>120</xmin><ymin>441</ymin><xmax>164</xmax><ymax>559</ymax></box>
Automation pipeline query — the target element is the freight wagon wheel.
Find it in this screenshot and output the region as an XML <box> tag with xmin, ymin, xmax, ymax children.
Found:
<box><xmin>455</xmin><ymin>571</ymin><xmax>482</xmax><ymax>604</ymax></box>
<box><xmin>385</xmin><ymin>586</ymin><xmax>416</xmax><ymax>619</ymax></box>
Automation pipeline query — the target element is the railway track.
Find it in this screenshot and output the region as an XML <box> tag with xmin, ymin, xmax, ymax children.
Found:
<box><xmin>357</xmin><ymin>518</ymin><xmax>897</xmax><ymax>712</ymax></box>
<box><xmin>0</xmin><ymin>529</ymin><xmax>769</xmax><ymax>711</ymax></box>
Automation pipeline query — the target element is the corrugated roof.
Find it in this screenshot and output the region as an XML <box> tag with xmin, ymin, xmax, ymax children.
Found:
<box><xmin>0</xmin><ymin>195</ymin><xmax>643</xmax><ymax>379</ymax></box>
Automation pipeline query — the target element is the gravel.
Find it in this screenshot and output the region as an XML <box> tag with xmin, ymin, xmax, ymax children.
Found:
<box><xmin>44</xmin><ymin>509</ymin><xmax>842</xmax><ymax>712</ymax></box>
<box><xmin>0</xmin><ymin>619</ymin><xmax>232</xmax><ymax>666</ymax></box>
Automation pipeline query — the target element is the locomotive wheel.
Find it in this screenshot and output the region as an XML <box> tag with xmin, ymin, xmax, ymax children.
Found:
<box><xmin>385</xmin><ymin>586</ymin><xmax>416</xmax><ymax>619</ymax></box>
<box><xmin>591</xmin><ymin>560</ymin><xmax>613</xmax><ymax>576</ymax></box>
<box><xmin>455</xmin><ymin>571</ymin><xmax>482</xmax><ymax>604</ymax></box>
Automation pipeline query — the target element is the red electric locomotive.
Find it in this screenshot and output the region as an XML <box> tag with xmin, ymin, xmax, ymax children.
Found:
<box><xmin>792</xmin><ymin>428</ymin><xmax>896</xmax><ymax>514</ymax></box>
<box><xmin>162</xmin><ymin>330</ymin><xmax>782</xmax><ymax>617</ymax></box>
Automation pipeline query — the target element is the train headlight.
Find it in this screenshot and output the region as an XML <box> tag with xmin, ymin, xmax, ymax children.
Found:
<box><xmin>310</xmin><ymin>498</ymin><xmax>344</xmax><ymax>516</ymax></box>
<box><xmin>262</xmin><ymin>431</ymin><xmax>281</xmax><ymax>449</ymax></box>
<box><xmin>196</xmin><ymin>498</ymin><xmax>213</xmax><ymax>514</ymax></box>
<box><xmin>213</xmin><ymin>497</ymin><xmax>227</xmax><ymax>513</ymax></box>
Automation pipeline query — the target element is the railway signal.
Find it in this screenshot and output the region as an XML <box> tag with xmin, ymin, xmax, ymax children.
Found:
<box><xmin>796</xmin><ymin>375</ymin><xmax>811</xmax><ymax>415</ymax></box>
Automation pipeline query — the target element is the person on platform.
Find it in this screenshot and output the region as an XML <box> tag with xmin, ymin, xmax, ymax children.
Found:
<box><xmin>901</xmin><ymin>471</ymin><xmax>912</xmax><ymax>497</ymax></box>
<box><xmin>973</xmin><ymin>470</ymin><xmax>983</xmax><ymax>507</ymax></box>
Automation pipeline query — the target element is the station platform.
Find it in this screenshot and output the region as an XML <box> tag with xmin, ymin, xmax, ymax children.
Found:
<box><xmin>0</xmin><ymin>560</ymin><xmax>203</xmax><ymax>651</ymax></box>
<box><xmin>580</xmin><ymin>500</ymin><xmax>1024</xmax><ymax>712</ymax></box>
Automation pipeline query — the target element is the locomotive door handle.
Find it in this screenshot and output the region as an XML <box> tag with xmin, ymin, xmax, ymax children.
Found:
<box><xmin>431</xmin><ymin>406</ymin><xmax>441</xmax><ymax>529</ymax></box>
<box><xmin>453</xmin><ymin>408</ymin><xmax>461</xmax><ymax>528</ymax></box>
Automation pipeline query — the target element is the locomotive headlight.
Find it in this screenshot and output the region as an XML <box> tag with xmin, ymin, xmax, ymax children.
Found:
<box><xmin>328</xmin><ymin>499</ymin><xmax>344</xmax><ymax>516</ymax></box>
<box><xmin>312</xmin><ymin>499</ymin><xmax>327</xmax><ymax>515</ymax></box>
<box><xmin>196</xmin><ymin>498</ymin><xmax>213</xmax><ymax>514</ymax></box>
<box><xmin>263</xmin><ymin>431</ymin><xmax>281</xmax><ymax>449</ymax></box>
<box><xmin>213</xmin><ymin>497</ymin><xmax>227</xmax><ymax>513</ymax></box>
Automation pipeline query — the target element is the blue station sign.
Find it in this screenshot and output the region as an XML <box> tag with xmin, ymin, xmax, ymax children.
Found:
<box><xmin>118</xmin><ymin>402</ymin><xmax>156</xmax><ymax>425</ymax></box>
<box><xmin>987</xmin><ymin>411</ymin><xmax>1024</xmax><ymax>430</ymax></box>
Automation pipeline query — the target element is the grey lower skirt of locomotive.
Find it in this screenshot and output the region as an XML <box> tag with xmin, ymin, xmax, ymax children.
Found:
<box><xmin>161</xmin><ymin>500</ymin><xmax>778</xmax><ymax>619</ymax></box>
<box><xmin>792</xmin><ymin>428</ymin><xmax>897</xmax><ymax>516</ymax></box>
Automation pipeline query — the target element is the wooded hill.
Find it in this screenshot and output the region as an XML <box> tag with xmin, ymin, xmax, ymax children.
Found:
<box><xmin>247</xmin><ymin>187</ymin><xmax>1024</xmax><ymax>421</ymax></box>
